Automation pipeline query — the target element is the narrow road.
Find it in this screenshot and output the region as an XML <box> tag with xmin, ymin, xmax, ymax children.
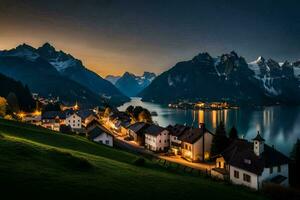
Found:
<box><xmin>101</xmin><ymin>118</ymin><xmax>214</xmax><ymax>172</ymax></box>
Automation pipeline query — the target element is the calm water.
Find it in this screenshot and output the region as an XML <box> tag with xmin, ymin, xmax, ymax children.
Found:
<box><xmin>119</xmin><ymin>97</ymin><xmax>300</xmax><ymax>155</ymax></box>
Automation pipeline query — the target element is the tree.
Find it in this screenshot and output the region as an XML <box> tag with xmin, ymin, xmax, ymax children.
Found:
<box><xmin>6</xmin><ymin>92</ymin><xmax>19</xmax><ymax>113</ymax></box>
<box><xmin>291</xmin><ymin>139</ymin><xmax>300</xmax><ymax>163</ymax></box>
<box><xmin>211</xmin><ymin>121</ymin><xmax>229</xmax><ymax>156</ymax></box>
<box><xmin>138</xmin><ymin>110</ymin><xmax>153</xmax><ymax>123</ymax></box>
<box><xmin>229</xmin><ymin>126</ymin><xmax>238</xmax><ymax>140</ymax></box>
<box><xmin>104</xmin><ymin>107</ymin><xmax>111</xmax><ymax>117</ymax></box>
<box><xmin>132</xmin><ymin>106</ymin><xmax>144</xmax><ymax>119</ymax></box>
<box><xmin>290</xmin><ymin>139</ymin><xmax>300</xmax><ymax>186</ymax></box>
<box><xmin>126</xmin><ymin>105</ymin><xmax>134</xmax><ymax>114</ymax></box>
<box><xmin>42</xmin><ymin>103</ymin><xmax>61</xmax><ymax>112</ymax></box>
<box><xmin>0</xmin><ymin>97</ymin><xmax>7</xmax><ymax>117</ymax></box>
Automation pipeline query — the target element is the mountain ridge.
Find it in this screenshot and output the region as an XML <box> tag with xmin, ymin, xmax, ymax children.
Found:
<box><xmin>107</xmin><ymin>71</ymin><xmax>156</xmax><ymax>97</ymax></box>
<box><xmin>139</xmin><ymin>51</ymin><xmax>300</xmax><ymax>105</ymax></box>
<box><xmin>0</xmin><ymin>43</ymin><xmax>129</xmax><ymax>107</ymax></box>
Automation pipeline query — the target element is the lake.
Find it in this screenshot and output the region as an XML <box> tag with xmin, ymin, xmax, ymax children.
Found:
<box><xmin>118</xmin><ymin>97</ymin><xmax>300</xmax><ymax>156</ymax></box>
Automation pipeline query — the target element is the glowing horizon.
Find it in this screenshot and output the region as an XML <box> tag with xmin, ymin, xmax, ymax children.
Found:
<box><xmin>1</xmin><ymin>0</ymin><xmax>299</xmax><ymax>77</ymax></box>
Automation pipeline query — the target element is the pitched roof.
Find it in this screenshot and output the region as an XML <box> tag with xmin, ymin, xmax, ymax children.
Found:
<box><xmin>219</xmin><ymin>139</ymin><xmax>290</xmax><ymax>175</ymax></box>
<box><xmin>269</xmin><ymin>175</ymin><xmax>287</xmax><ymax>184</ymax></box>
<box><xmin>144</xmin><ymin>124</ymin><xmax>165</xmax><ymax>136</ymax></box>
<box><xmin>127</xmin><ymin>122</ymin><xmax>149</xmax><ymax>135</ymax></box>
<box><xmin>167</xmin><ymin>124</ymin><xmax>190</xmax><ymax>137</ymax></box>
<box><xmin>252</xmin><ymin>132</ymin><xmax>265</xmax><ymax>142</ymax></box>
<box><xmin>85</xmin><ymin>119</ymin><xmax>101</xmax><ymax>129</ymax></box>
<box><xmin>109</xmin><ymin>111</ymin><xmax>130</xmax><ymax>121</ymax></box>
<box><xmin>179</xmin><ymin>127</ymin><xmax>205</xmax><ymax>144</ymax></box>
<box><xmin>87</xmin><ymin>125</ymin><xmax>113</xmax><ymax>140</ymax></box>
<box><xmin>76</xmin><ymin>109</ymin><xmax>96</xmax><ymax>120</ymax></box>
<box><xmin>42</xmin><ymin>111</ymin><xmax>65</xmax><ymax>119</ymax></box>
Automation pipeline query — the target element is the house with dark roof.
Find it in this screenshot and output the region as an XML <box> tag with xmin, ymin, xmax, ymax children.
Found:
<box><xmin>144</xmin><ymin>124</ymin><xmax>169</xmax><ymax>152</ymax></box>
<box><xmin>127</xmin><ymin>122</ymin><xmax>150</xmax><ymax>145</ymax></box>
<box><xmin>66</xmin><ymin>112</ymin><xmax>82</xmax><ymax>130</ymax></box>
<box><xmin>106</xmin><ymin>111</ymin><xmax>131</xmax><ymax>134</ymax></box>
<box><xmin>178</xmin><ymin>123</ymin><xmax>214</xmax><ymax>162</ymax></box>
<box><xmin>114</xmin><ymin>119</ymin><xmax>131</xmax><ymax>136</ymax></box>
<box><xmin>41</xmin><ymin>111</ymin><xmax>66</xmax><ymax>131</ymax></box>
<box><xmin>87</xmin><ymin>125</ymin><xmax>114</xmax><ymax>147</ymax></box>
<box><xmin>65</xmin><ymin>109</ymin><xmax>98</xmax><ymax>132</ymax></box>
<box><xmin>167</xmin><ymin>124</ymin><xmax>190</xmax><ymax>155</ymax></box>
<box><xmin>77</xmin><ymin>109</ymin><xmax>98</xmax><ymax>127</ymax></box>
<box><xmin>211</xmin><ymin>132</ymin><xmax>290</xmax><ymax>190</ymax></box>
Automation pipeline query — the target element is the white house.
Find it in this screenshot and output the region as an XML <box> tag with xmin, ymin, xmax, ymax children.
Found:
<box><xmin>212</xmin><ymin>132</ymin><xmax>290</xmax><ymax>190</ymax></box>
<box><xmin>87</xmin><ymin>125</ymin><xmax>114</xmax><ymax>147</ymax></box>
<box><xmin>41</xmin><ymin>111</ymin><xmax>66</xmax><ymax>131</ymax></box>
<box><xmin>167</xmin><ymin>124</ymin><xmax>190</xmax><ymax>155</ymax></box>
<box><xmin>66</xmin><ymin>113</ymin><xmax>82</xmax><ymax>130</ymax></box>
<box><xmin>144</xmin><ymin>124</ymin><xmax>169</xmax><ymax>152</ymax></box>
<box><xmin>179</xmin><ymin>123</ymin><xmax>214</xmax><ymax>162</ymax></box>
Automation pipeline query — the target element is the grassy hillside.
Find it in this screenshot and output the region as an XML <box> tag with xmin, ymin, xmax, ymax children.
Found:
<box><xmin>0</xmin><ymin>119</ymin><xmax>266</xmax><ymax>200</ymax></box>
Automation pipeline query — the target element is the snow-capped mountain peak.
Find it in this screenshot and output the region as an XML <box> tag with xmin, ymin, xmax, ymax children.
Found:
<box><xmin>37</xmin><ymin>43</ymin><xmax>80</xmax><ymax>72</ymax></box>
<box><xmin>0</xmin><ymin>43</ymin><xmax>40</xmax><ymax>61</ymax></box>
<box><xmin>250</xmin><ymin>56</ymin><xmax>265</xmax><ymax>65</ymax></box>
<box><xmin>111</xmin><ymin>71</ymin><xmax>156</xmax><ymax>96</ymax></box>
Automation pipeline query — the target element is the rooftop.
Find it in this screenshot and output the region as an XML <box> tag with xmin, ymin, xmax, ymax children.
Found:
<box><xmin>144</xmin><ymin>124</ymin><xmax>165</xmax><ymax>136</ymax></box>
<box><xmin>127</xmin><ymin>122</ymin><xmax>149</xmax><ymax>135</ymax></box>
<box><xmin>87</xmin><ymin>125</ymin><xmax>113</xmax><ymax>140</ymax></box>
<box><xmin>252</xmin><ymin>131</ymin><xmax>265</xmax><ymax>142</ymax></box>
<box><xmin>219</xmin><ymin>139</ymin><xmax>290</xmax><ymax>175</ymax></box>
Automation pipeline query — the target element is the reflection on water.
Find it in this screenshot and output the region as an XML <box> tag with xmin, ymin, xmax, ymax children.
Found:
<box><xmin>118</xmin><ymin>97</ymin><xmax>300</xmax><ymax>155</ymax></box>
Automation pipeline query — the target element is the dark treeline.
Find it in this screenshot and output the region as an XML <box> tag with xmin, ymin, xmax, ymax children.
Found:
<box><xmin>0</xmin><ymin>73</ymin><xmax>35</xmax><ymax>112</ymax></box>
<box><xmin>125</xmin><ymin>105</ymin><xmax>153</xmax><ymax>123</ymax></box>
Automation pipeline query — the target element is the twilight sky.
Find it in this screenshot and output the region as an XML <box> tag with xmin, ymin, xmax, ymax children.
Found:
<box><xmin>0</xmin><ymin>0</ymin><xmax>299</xmax><ymax>76</ymax></box>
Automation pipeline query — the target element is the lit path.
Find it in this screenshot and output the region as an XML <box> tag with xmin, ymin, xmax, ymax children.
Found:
<box><xmin>114</xmin><ymin>134</ymin><xmax>214</xmax><ymax>172</ymax></box>
<box><xmin>158</xmin><ymin>155</ymin><xmax>215</xmax><ymax>171</ymax></box>
<box><xmin>100</xmin><ymin>118</ymin><xmax>214</xmax><ymax>172</ymax></box>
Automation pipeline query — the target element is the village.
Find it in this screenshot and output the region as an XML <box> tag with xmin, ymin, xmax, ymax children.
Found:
<box><xmin>14</xmin><ymin>95</ymin><xmax>290</xmax><ymax>191</ymax></box>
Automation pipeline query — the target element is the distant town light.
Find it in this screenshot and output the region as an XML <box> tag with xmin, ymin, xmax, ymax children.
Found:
<box><xmin>33</xmin><ymin>110</ymin><xmax>41</xmax><ymax>116</ymax></box>
<box><xmin>18</xmin><ymin>112</ymin><xmax>25</xmax><ymax>118</ymax></box>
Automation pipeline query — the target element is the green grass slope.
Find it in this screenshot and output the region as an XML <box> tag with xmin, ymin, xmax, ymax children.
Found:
<box><xmin>0</xmin><ymin>119</ymin><xmax>266</xmax><ymax>200</ymax></box>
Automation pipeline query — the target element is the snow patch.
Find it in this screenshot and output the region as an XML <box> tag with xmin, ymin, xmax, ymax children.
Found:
<box><xmin>6</xmin><ymin>49</ymin><xmax>40</xmax><ymax>61</ymax></box>
<box><xmin>248</xmin><ymin>62</ymin><xmax>261</xmax><ymax>77</ymax></box>
<box><xmin>261</xmin><ymin>75</ymin><xmax>280</xmax><ymax>96</ymax></box>
<box><xmin>213</xmin><ymin>57</ymin><xmax>221</xmax><ymax>76</ymax></box>
<box><xmin>168</xmin><ymin>75</ymin><xmax>174</xmax><ymax>86</ymax></box>
<box><xmin>49</xmin><ymin>58</ymin><xmax>77</xmax><ymax>71</ymax></box>
<box><xmin>293</xmin><ymin>67</ymin><xmax>300</xmax><ymax>78</ymax></box>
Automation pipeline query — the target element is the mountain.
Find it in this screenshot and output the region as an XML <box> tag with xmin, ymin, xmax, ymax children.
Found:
<box><xmin>0</xmin><ymin>73</ymin><xmax>35</xmax><ymax>111</ymax></box>
<box><xmin>36</xmin><ymin>43</ymin><xmax>129</xmax><ymax>105</ymax></box>
<box><xmin>114</xmin><ymin>71</ymin><xmax>156</xmax><ymax>97</ymax></box>
<box><xmin>139</xmin><ymin>51</ymin><xmax>300</xmax><ymax>106</ymax></box>
<box><xmin>105</xmin><ymin>75</ymin><xmax>121</xmax><ymax>84</ymax></box>
<box><xmin>0</xmin><ymin>43</ymin><xmax>129</xmax><ymax>107</ymax></box>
